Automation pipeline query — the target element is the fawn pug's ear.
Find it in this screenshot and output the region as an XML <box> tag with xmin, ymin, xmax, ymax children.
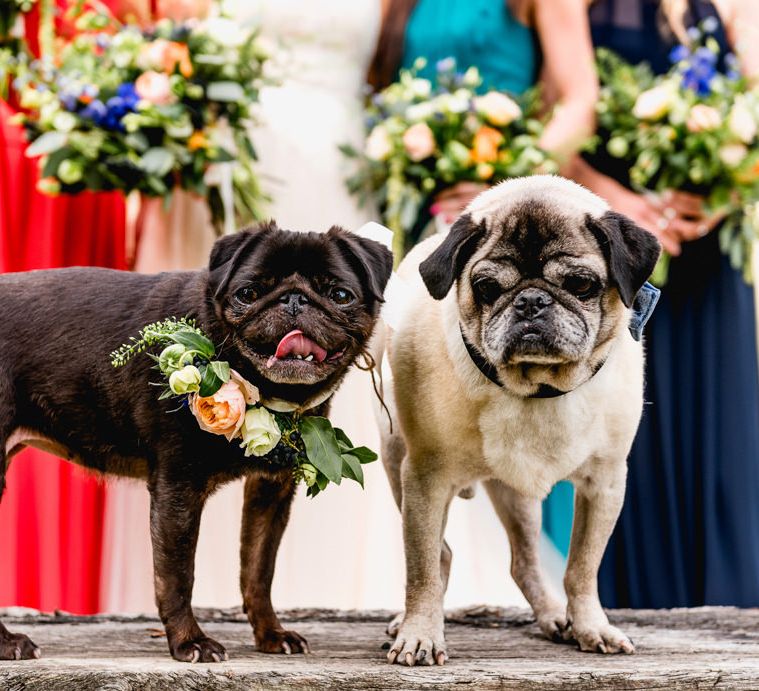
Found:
<box><xmin>419</xmin><ymin>214</ymin><xmax>486</xmax><ymax>300</ymax></box>
<box><xmin>585</xmin><ymin>211</ymin><xmax>661</xmax><ymax>307</ymax></box>
<box><xmin>207</xmin><ymin>222</ymin><xmax>276</xmax><ymax>299</ymax></box>
<box><xmin>327</xmin><ymin>226</ymin><xmax>394</xmax><ymax>303</ymax></box>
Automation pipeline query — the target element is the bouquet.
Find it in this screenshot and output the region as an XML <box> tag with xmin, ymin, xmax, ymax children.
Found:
<box><xmin>11</xmin><ymin>4</ymin><xmax>269</xmax><ymax>230</ymax></box>
<box><xmin>342</xmin><ymin>58</ymin><xmax>555</xmax><ymax>258</ymax></box>
<box><xmin>592</xmin><ymin>20</ymin><xmax>759</xmax><ymax>284</ymax></box>
<box><xmin>111</xmin><ymin>318</ymin><xmax>378</xmax><ymax>497</ymax></box>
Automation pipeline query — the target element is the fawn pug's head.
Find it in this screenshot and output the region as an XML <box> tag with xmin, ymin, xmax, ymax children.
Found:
<box><xmin>419</xmin><ymin>176</ymin><xmax>660</xmax><ymax>397</ymax></box>
<box><xmin>208</xmin><ymin>222</ymin><xmax>392</xmax><ymax>394</ymax></box>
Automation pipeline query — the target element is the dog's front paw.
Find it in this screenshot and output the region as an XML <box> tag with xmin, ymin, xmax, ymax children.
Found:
<box><xmin>171</xmin><ymin>636</ymin><xmax>229</xmax><ymax>663</ymax></box>
<box><xmin>256</xmin><ymin>627</ymin><xmax>310</xmax><ymax>655</ymax></box>
<box><xmin>387</xmin><ymin>623</ymin><xmax>447</xmax><ymax>666</ymax></box>
<box><xmin>0</xmin><ymin>632</ymin><xmax>41</xmax><ymax>660</ymax></box>
<box><xmin>536</xmin><ymin>608</ymin><xmax>571</xmax><ymax>644</ymax></box>
<box><xmin>386</xmin><ymin>611</ymin><xmax>404</xmax><ymax>637</ymax></box>
<box><xmin>568</xmin><ymin>621</ymin><xmax>634</xmax><ymax>654</ymax></box>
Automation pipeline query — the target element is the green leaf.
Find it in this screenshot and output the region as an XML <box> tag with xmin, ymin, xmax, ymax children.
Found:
<box><xmin>207</xmin><ymin>81</ymin><xmax>245</xmax><ymax>102</ymax></box>
<box><xmin>346</xmin><ymin>446</ymin><xmax>378</xmax><ymax>464</ymax></box>
<box><xmin>341</xmin><ymin>453</ymin><xmax>364</xmax><ymax>488</ymax></box>
<box><xmin>198</xmin><ymin>364</ymin><xmax>224</xmax><ymax>397</ymax></box>
<box><xmin>300</xmin><ymin>416</ymin><xmax>343</xmax><ymax>484</ymax></box>
<box><xmin>27</xmin><ymin>131</ymin><xmax>68</xmax><ymax>158</ymax></box>
<box><xmin>209</xmin><ymin>360</ymin><xmax>231</xmax><ymax>383</ymax></box>
<box><xmin>168</xmin><ymin>329</ymin><xmax>216</xmax><ymax>359</ymax></box>
<box><xmin>334</xmin><ymin>426</ymin><xmax>353</xmax><ymax>451</ymax></box>
<box><xmin>42</xmin><ymin>147</ymin><xmax>75</xmax><ymax>178</ymax></box>
<box><xmin>140</xmin><ymin>147</ymin><xmax>176</xmax><ymax>177</ymax></box>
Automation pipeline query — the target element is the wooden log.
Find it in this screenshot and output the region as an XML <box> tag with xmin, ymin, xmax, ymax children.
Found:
<box><xmin>1</xmin><ymin>606</ymin><xmax>759</xmax><ymax>689</ymax></box>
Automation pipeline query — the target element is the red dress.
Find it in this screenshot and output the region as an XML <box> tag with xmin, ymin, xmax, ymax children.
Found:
<box><xmin>0</xmin><ymin>3</ymin><xmax>126</xmax><ymax>614</ymax></box>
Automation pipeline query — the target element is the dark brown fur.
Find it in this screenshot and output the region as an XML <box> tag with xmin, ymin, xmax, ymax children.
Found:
<box><xmin>0</xmin><ymin>222</ymin><xmax>392</xmax><ymax>662</ymax></box>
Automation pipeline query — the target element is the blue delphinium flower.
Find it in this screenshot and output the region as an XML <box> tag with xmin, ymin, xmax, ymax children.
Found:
<box><xmin>80</xmin><ymin>99</ymin><xmax>107</xmax><ymax>126</ymax></box>
<box><xmin>116</xmin><ymin>82</ymin><xmax>139</xmax><ymax>108</ymax></box>
<box><xmin>669</xmin><ymin>44</ymin><xmax>690</xmax><ymax>64</ymax></box>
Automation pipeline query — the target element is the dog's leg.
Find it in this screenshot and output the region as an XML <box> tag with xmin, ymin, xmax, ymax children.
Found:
<box><xmin>381</xmin><ymin>433</ymin><xmax>453</xmax><ymax>638</ymax></box>
<box><xmin>149</xmin><ymin>476</ymin><xmax>227</xmax><ymax>663</ymax></box>
<box><xmin>239</xmin><ymin>473</ymin><xmax>309</xmax><ymax>654</ymax></box>
<box><xmin>388</xmin><ymin>457</ymin><xmax>452</xmax><ymax>666</ymax></box>
<box><xmin>564</xmin><ymin>464</ymin><xmax>634</xmax><ymax>654</ymax></box>
<box><xmin>484</xmin><ymin>479</ymin><xmax>568</xmax><ymax>642</ymax></box>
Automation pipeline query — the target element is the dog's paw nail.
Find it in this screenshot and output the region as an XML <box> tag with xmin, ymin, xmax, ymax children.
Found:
<box><xmin>190</xmin><ymin>647</ymin><xmax>200</xmax><ymax>664</ymax></box>
<box><xmin>436</xmin><ymin>651</ymin><xmax>447</xmax><ymax>665</ymax></box>
<box><xmin>387</xmin><ymin>648</ymin><xmax>400</xmax><ymax>664</ymax></box>
<box><xmin>282</xmin><ymin>642</ymin><xmax>292</xmax><ymax>655</ymax></box>
<box><xmin>32</xmin><ymin>647</ymin><xmax>41</xmax><ymax>659</ymax></box>
<box><xmin>211</xmin><ymin>653</ymin><xmax>221</xmax><ymax>663</ymax></box>
<box><xmin>404</xmin><ymin>652</ymin><xmax>415</xmax><ymax>666</ymax></box>
<box><xmin>12</xmin><ymin>647</ymin><xmax>21</xmax><ymax>661</ymax></box>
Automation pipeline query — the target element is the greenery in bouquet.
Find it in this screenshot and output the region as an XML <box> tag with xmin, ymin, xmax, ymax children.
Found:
<box><xmin>342</xmin><ymin>57</ymin><xmax>556</xmax><ymax>258</ymax></box>
<box><xmin>0</xmin><ymin>0</ymin><xmax>36</xmax><ymax>44</ymax></box>
<box><xmin>111</xmin><ymin>317</ymin><xmax>378</xmax><ymax>498</ymax></box>
<box><xmin>11</xmin><ymin>2</ymin><xmax>270</xmax><ymax>230</ymax></box>
<box><xmin>592</xmin><ymin>19</ymin><xmax>759</xmax><ymax>284</ymax></box>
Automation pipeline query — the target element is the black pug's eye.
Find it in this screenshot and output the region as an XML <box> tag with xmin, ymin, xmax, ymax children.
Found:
<box><xmin>472</xmin><ymin>277</ymin><xmax>501</xmax><ymax>305</ymax></box>
<box><xmin>563</xmin><ymin>275</ymin><xmax>599</xmax><ymax>300</ymax></box>
<box><xmin>329</xmin><ymin>287</ymin><xmax>355</xmax><ymax>306</ymax></box>
<box><xmin>233</xmin><ymin>285</ymin><xmax>258</xmax><ymax>305</ymax></box>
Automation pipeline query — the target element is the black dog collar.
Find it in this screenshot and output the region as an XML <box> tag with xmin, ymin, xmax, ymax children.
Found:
<box><xmin>461</xmin><ymin>282</ymin><xmax>660</xmax><ymax>398</ymax></box>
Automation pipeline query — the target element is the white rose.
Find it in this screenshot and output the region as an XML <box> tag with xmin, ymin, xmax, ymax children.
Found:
<box><xmin>632</xmin><ymin>85</ymin><xmax>675</xmax><ymax>121</ymax></box>
<box><xmin>719</xmin><ymin>143</ymin><xmax>748</xmax><ymax>168</ymax></box>
<box><xmin>201</xmin><ymin>18</ymin><xmax>247</xmax><ymax>48</ymax></box>
<box><xmin>402</xmin><ymin>122</ymin><xmax>436</xmax><ymax>161</ymax></box>
<box><xmin>240</xmin><ymin>407</ymin><xmax>282</xmax><ymax>457</ymax></box>
<box><xmin>474</xmin><ymin>91</ymin><xmax>522</xmax><ymax>127</ymax></box>
<box><xmin>168</xmin><ymin>365</ymin><xmax>202</xmax><ymax>395</ymax></box>
<box><xmin>728</xmin><ymin>99</ymin><xmax>757</xmax><ymax>144</ymax></box>
<box><xmin>365</xmin><ymin>124</ymin><xmax>393</xmax><ymax>161</ymax></box>
<box><xmin>686</xmin><ymin>104</ymin><xmax>722</xmax><ymax>133</ymax></box>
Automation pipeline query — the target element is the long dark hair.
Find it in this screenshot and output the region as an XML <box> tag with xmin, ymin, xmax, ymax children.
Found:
<box><xmin>367</xmin><ymin>0</ymin><xmax>419</xmax><ymax>91</ymax></box>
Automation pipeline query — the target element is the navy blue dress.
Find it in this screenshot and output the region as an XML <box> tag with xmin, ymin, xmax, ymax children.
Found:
<box><xmin>591</xmin><ymin>0</ymin><xmax>759</xmax><ymax>607</ymax></box>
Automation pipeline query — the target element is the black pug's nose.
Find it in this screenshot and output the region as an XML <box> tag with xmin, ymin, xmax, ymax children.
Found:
<box><xmin>279</xmin><ymin>291</ymin><xmax>309</xmax><ymax>316</ymax></box>
<box><xmin>513</xmin><ymin>288</ymin><xmax>553</xmax><ymax>320</ymax></box>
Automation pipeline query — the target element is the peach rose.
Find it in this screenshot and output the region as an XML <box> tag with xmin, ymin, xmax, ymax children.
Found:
<box><xmin>140</xmin><ymin>40</ymin><xmax>193</xmax><ymax>77</ymax></box>
<box><xmin>474</xmin><ymin>91</ymin><xmax>521</xmax><ymax>127</ymax></box>
<box><xmin>402</xmin><ymin>122</ymin><xmax>436</xmax><ymax>161</ymax></box>
<box><xmin>189</xmin><ymin>370</ymin><xmax>259</xmax><ymax>440</ymax></box>
<box><xmin>686</xmin><ymin>104</ymin><xmax>721</xmax><ymax>133</ymax></box>
<box><xmin>471</xmin><ymin>125</ymin><xmax>504</xmax><ymax>163</ymax></box>
<box><xmin>135</xmin><ymin>71</ymin><xmax>176</xmax><ymax>105</ymax></box>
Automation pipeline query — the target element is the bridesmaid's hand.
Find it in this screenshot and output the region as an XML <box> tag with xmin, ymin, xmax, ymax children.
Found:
<box><xmin>658</xmin><ymin>190</ymin><xmax>725</xmax><ymax>243</ymax></box>
<box><xmin>602</xmin><ymin>185</ymin><xmax>683</xmax><ymax>256</ymax></box>
<box><xmin>430</xmin><ymin>182</ymin><xmax>488</xmax><ymax>223</ymax></box>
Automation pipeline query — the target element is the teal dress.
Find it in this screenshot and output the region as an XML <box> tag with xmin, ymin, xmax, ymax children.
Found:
<box><xmin>400</xmin><ymin>0</ymin><xmax>573</xmax><ymax>557</ymax></box>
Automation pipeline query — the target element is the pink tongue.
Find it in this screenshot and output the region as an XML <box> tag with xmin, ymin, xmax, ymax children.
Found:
<box><xmin>267</xmin><ymin>330</ymin><xmax>328</xmax><ymax>367</ymax></box>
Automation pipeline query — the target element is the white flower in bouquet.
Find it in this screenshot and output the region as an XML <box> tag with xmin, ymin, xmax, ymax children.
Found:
<box><xmin>462</xmin><ymin>66</ymin><xmax>481</xmax><ymax>88</ymax></box>
<box><xmin>402</xmin><ymin>122</ymin><xmax>436</xmax><ymax>161</ymax></box>
<box><xmin>686</xmin><ymin>103</ymin><xmax>721</xmax><ymax>132</ymax></box>
<box><xmin>240</xmin><ymin>407</ymin><xmax>282</xmax><ymax>457</ymax></box>
<box><xmin>410</xmin><ymin>77</ymin><xmax>432</xmax><ymax>99</ymax></box>
<box><xmin>632</xmin><ymin>84</ymin><xmax>675</xmax><ymax>120</ymax></box>
<box><xmin>728</xmin><ymin>97</ymin><xmax>757</xmax><ymax>144</ymax></box>
<box><xmin>169</xmin><ymin>365</ymin><xmax>202</xmax><ymax>395</ymax></box>
<box><xmin>201</xmin><ymin>17</ymin><xmax>248</xmax><ymax>48</ymax></box>
<box><xmin>365</xmin><ymin>124</ymin><xmax>393</xmax><ymax>161</ymax></box>
<box><xmin>719</xmin><ymin>142</ymin><xmax>748</xmax><ymax>168</ymax></box>
<box><xmin>405</xmin><ymin>101</ymin><xmax>436</xmax><ymax>122</ymax></box>
<box><xmin>474</xmin><ymin>91</ymin><xmax>522</xmax><ymax>127</ymax></box>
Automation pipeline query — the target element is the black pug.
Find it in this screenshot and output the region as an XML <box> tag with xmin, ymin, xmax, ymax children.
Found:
<box><xmin>0</xmin><ymin>222</ymin><xmax>392</xmax><ymax>662</ymax></box>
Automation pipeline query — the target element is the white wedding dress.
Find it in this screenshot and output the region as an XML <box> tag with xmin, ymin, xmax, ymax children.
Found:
<box><xmin>101</xmin><ymin>0</ymin><xmax>537</xmax><ymax>615</ymax></box>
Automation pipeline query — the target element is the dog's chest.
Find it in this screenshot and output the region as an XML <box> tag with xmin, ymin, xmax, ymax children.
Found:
<box><xmin>476</xmin><ymin>396</ymin><xmax>600</xmax><ymax>498</ymax></box>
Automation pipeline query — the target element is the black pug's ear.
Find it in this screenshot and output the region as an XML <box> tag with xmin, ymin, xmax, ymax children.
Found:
<box><xmin>419</xmin><ymin>213</ymin><xmax>486</xmax><ymax>300</ymax></box>
<box><xmin>328</xmin><ymin>226</ymin><xmax>393</xmax><ymax>302</ymax></box>
<box><xmin>207</xmin><ymin>221</ymin><xmax>275</xmax><ymax>298</ymax></box>
<box><xmin>586</xmin><ymin>210</ymin><xmax>661</xmax><ymax>308</ymax></box>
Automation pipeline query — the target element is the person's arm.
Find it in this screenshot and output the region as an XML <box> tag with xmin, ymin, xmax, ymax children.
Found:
<box><xmin>532</xmin><ymin>0</ymin><xmax>599</xmax><ymax>166</ymax></box>
<box><xmin>718</xmin><ymin>0</ymin><xmax>759</xmax><ymax>83</ymax></box>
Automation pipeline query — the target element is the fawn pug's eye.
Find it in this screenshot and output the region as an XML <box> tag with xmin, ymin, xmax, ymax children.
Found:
<box><xmin>329</xmin><ymin>287</ymin><xmax>355</xmax><ymax>306</ymax></box>
<box><xmin>563</xmin><ymin>274</ymin><xmax>600</xmax><ymax>300</ymax></box>
<box><xmin>472</xmin><ymin>277</ymin><xmax>501</xmax><ymax>305</ymax></box>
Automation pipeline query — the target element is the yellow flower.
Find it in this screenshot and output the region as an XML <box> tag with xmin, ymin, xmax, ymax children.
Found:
<box><xmin>476</xmin><ymin>162</ymin><xmax>495</xmax><ymax>180</ymax></box>
<box><xmin>188</xmin><ymin>131</ymin><xmax>209</xmax><ymax>151</ymax></box>
<box><xmin>471</xmin><ymin>126</ymin><xmax>503</xmax><ymax>163</ymax></box>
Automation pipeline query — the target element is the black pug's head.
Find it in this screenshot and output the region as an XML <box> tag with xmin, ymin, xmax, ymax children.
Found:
<box><xmin>207</xmin><ymin>222</ymin><xmax>392</xmax><ymax>398</ymax></box>
<box><xmin>419</xmin><ymin>176</ymin><xmax>661</xmax><ymax>397</ymax></box>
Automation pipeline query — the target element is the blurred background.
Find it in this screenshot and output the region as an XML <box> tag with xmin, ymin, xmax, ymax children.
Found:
<box><xmin>0</xmin><ymin>0</ymin><xmax>758</xmax><ymax>616</ymax></box>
